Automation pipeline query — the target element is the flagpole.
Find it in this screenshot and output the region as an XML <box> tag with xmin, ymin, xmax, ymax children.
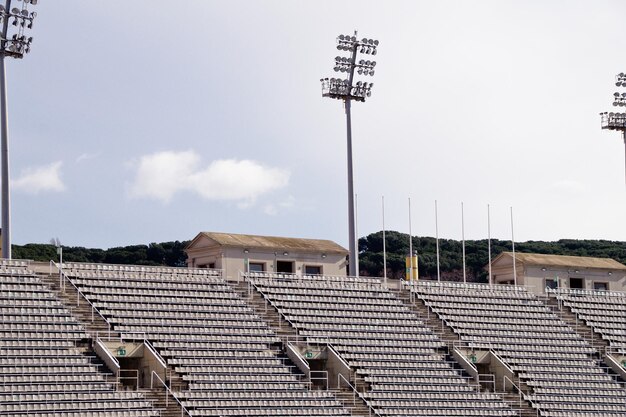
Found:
<box><xmin>435</xmin><ymin>200</ymin><xmax>441</xmax><ymax>282</ymax></box>
<box><xmin>461</xmin><ymin>202</ymin><xmax>466</xmax><ymax>284</ymax></box>
<box><xmin>511</xmin><ymin>206</ymin><xmax>517</xmax><ymax>286</ymax></box>
<box><xmin>487</xmin><ymin>204</ymin><xmax>492</xmax><ymax>285</ymax></box>
<box><xmin>408</xmin><ymin>197</ymin><xmax>413</xmax><ymax>281</ymax></box>
<box><xmin>382</xmin><ymin>195</ymin><xmax>387</xmax><ymax>283</ymax></box>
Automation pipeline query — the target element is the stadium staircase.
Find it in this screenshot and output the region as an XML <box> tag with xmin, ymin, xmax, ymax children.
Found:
<box><xmin>38</xmin><ymin>271</ymin><xmax>190</xmax><ymax>415</ymax></box>
<box><xmin>232</xmin><ymin>281</ymin><xmax>373</xmax><ymax>417</ymax></box>
<box><xmin>232</xmin><ymin>281</ymin><xmax>299</xmax><ymax>343</ymax></box>
<box><xmin>396</xmin><ymin>287</ymin><xmax>458</xmax><ymax>346</ymax></box>
<box><xmin>399</xmin><ymin>283</ymin><xmax>538</xmax><ymax>417</ymax></box>
<box><xmin>544</xmin><ymin>296</ymin><xmax>610</xmax><ymax>354</ymax></box>
<box><xmin>39</xmin><ymin>272</ymin><xmax>120</xmax><ymax>341</ymax></box>
<box><xmin>140</xmin><ymin>388</ymin><xmax>185</xmax><ymax>417</ymax></box>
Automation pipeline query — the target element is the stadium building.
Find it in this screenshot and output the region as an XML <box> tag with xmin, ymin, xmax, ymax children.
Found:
<box><xmin>185</xmin><ymin>231</ymin><xmax>348</xmax><ymax>280</ymax></box>
<box><xmin>490</xmin><ymin>251</ymin><xmax>626</xmax><ymax>293</ymax></box>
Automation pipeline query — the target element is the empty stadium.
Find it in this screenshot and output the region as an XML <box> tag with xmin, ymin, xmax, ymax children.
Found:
<box><xmin>1</xmin><ymin>246</ymin><xmax>625</xmax><ymax>416</ymax></box>
<box><xmin>2</xmin><ymin>2</ymin><xmax>626</xmax><ymax>417</ymax></box>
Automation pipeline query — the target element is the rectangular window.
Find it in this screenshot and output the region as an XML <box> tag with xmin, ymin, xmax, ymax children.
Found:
<box><xmin>276</xmin><ymin>261</ymin><xmax>294</xmax><ymax>274</ymax></box>
<box><xmin>305</xmin><ymin>265</ymin><xmax>322</xmax><ymax>275</ymax></box>
<box><xmin>593</xmin><ymin>282</ymin><xmax>608</xmax><ymax>291</ymax></box>
<box><xmin>545</xmin><ymin>278</ymin><xmax>558</xmax><ymax>290</ymax></box>
<box><xmin>249</xmin><ymin>263</ymin><xmax>265</xmax><ymax>272</ymax></box>
<box><xmin>208</xmin><ymin>263</ymin><xmax>216</xmax><ymax>269</ymax></box>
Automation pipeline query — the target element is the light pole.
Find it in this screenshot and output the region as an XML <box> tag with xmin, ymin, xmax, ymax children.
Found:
<box><xmin>321</xmin><ymin>32</ymin><xmax>378</xmax><ymax>276</ymax></box>
<box><xmin>600</xmin><ymin>72</ymin><xmax>626</xmax><ymax>185</ymax></box>
<box><xmin>0</xmin><ymin>0</ymin><xmax>37</xmax><ymax>259</ymax></box>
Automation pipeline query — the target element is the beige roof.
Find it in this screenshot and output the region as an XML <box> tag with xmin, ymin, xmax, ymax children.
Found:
<box><xmin>193</xmin><ymin>232</ymin><xmax>348</xmax><ymax>255</ymax></box>
<box><xmin>497</xmin><ymin>252</ymin><xmax>626</xmax><ymax>271</ymax></box>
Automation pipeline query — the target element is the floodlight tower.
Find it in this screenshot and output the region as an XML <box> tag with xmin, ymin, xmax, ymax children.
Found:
<box><xmin>600</xmin><ymin>72</ymin><xmax>626</xmax><ymax>184</ymax></box>
<box><xmin>321</xmin><ymin>32</ymin><xmax>378</xmax><ymax>276</ymax></box>
<box><xmin>0</xmin><ymin>0</ymin><xmax>37</xmax><ymax>259</ymax></box>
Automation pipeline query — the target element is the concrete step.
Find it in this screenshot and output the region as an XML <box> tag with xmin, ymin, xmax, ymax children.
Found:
<box><xmin>38</xmin><ymin>273</ymin><xmax>121</xmax><ymax>340</ymax></box>
<box><xmin>139</xmin><ymin>388</ymin><xmax>189</xmax><ymax>417</ymax></box>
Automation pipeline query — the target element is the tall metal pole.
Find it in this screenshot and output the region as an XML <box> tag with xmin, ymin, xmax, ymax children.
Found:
<box><xmin>344</xmin><ymin>43</ymin><xmax>358</xmax><ymax>277</ymax></box>
<box><xmin>435</xmin><ymin>200</ymin><xmax>441</xmax><ymax>282</ymax></box>
<box><xmin>382</xmin><ymin>195</ymin><xmax>387</xmax><ymax>283</ymax></box>
<box><xmin>408</xmin><ymin>197</ymin><xmax>413</xmax><ymax>281</ymax></box>
<box><xmin>461</xmin><ymin>202</ymin><xmax>466</xmax><ymax>284</ymax></box>
<box><xmin>511</xmin><ymin>206</ymin><xmax>517</xmax><ymax>286</ymax></box>
<box><xmin>0</xmin><ymin>0</ymin><xmax>11</xmax><ymax>259</ymax></box>
<box><xmin>322</xmin><ymin>32</ymin><xmax>378</xmax><ymax>276</ymax></box>
<box><xmin>487</xmin><ymin>204</ymin><xmax>492</xmax><ymax>285</ymax></box>
<box><xmin>354</xmin><ymin>193</ymin><xmax>359</xmax><ymax>277</ymax></box>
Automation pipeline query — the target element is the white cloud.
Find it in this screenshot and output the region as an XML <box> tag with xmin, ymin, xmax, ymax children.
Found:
<box><xmin>76</xmin><ymin>152</ymin><xmax>100</xmax><ymax>163</ymax></box>
<box><xmin>263</xmin><ymin>196</ymin><xmax>296</xmax><ymax>216</ymax></box>
<box><xmin>12</xmin><ymin>161</ymin><xmax>66</xmax><ymax>194</ymax></box>
<box><xmin>128</xmin><ymin>150</ymin><xmax>290</xmax><ymax>204</ymax></box>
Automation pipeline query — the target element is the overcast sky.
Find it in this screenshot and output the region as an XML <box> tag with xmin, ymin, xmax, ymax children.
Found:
<box><xmin>8</xmin><ymin>0</ymin><xmax>626</xmax><ymax>249</ymax></box>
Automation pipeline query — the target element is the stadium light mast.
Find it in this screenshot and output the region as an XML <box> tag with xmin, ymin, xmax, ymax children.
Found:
<box><xmin>0</xmin><ymin>0</ymin><xmax>38</xmax><ymax>259</ymax></box>
<box><xmin>321</xmin><ymin>31</ymin><xmax>378</xmax><ymax>276</ymax></box>
<box><xmin>600</xmin><ymin>72</ymin><xmax>626</xmax><ymax>184</ymax></box>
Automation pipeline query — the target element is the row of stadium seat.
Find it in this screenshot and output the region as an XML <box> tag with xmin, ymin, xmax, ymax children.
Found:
<box><xmin>246</xmin><ymin>272</ymin><xmax>517</xmax><ymax>417</ymax></box>
<box><xmin>61</xmin><ymin>264</ymin><xmax>352</xmax><ymax>417</ymax></box>
<box><xmin>0</xmin><ymin>270</ymin><xmax>159</xmax><ymax>417</ymax></box>
<box><xmin>549</xmin><ymin>288</ymin><xmax>626</xmax><ymax>349</ymax></box>
<box><xmin>406</xmin><ymin>280</ymin><xmax>626</xmax><ymax>416</ymax></box>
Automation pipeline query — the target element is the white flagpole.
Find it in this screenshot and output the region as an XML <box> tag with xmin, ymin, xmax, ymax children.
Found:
<box><xmin>408</xmin><ymin>197</ymin><xmax>413</xmax><ymax>281</ymax></box>
<box><xmin>487</xmin><ymin>204</ymin><xmax>492</xmax><ymax>285</ymax></box>
<box><xmin>435</xmin><ymin>200</ymin><xmax>441</xmax><ymax>282</ymax></box>
<box><xmin>382</xmin><ymin>195</ymin><xmax>387</xmax><ymax>283</ymax></box>
<box><xmin>461</xmin><ymin>202</ymin><xmax>466</xmax><ymax>284</ymax></box>
<box><xmin>511</xmin><ymin>206</ymin><xmax>517</xmax><ymax>286</ymax></box>
<box><xmin>355</xmin><ymin>193</ymin><xmax>359</xmax><ymax>278</ymax></box>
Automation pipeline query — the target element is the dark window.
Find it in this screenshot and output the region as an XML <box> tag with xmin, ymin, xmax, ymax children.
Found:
<box><xmin>249</xmin><ymin>263</ymin><xmax>265</xmax><ymax>272</ymax></box>
<box><xmin>545</xmin><ymin>278</ymin><xmax>558</xmax><ymax>290</ymax></box>
<box><xmin>305</xmin><ymin>265</ymin><xmax>322</xmax><ymax>275</ymax></box>
<box><xmin>208</xmin><ymin>263</ymin><xmax>216</xmax><ymax>269</ymax></box>
<box><xmin>276</xmin><ymin>261</ymin><xmax>294</xmax><ymax>273</ymax></box>
<box><xmin>593</xmin><ymin>282</ymin><xmax>608</xmax><ymax>291</ymax></box>
<box><xmin>570</xmin><ymin>278</ymin><xmax>584</xmax><ymax>289</ymax></box>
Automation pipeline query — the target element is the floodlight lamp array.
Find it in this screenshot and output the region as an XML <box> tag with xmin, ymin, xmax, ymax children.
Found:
<box><xmin>320</xmin><ymin>77</ymin><xmax>373</xmax><ymax>102</ymax></box>
<box><xmin>333</xmin><ymin>56</ymin><xmax>377</xmax><ymax>76</ymax></box>
<box><xmin>335</xmin><ymin>34</ymin><xmax>379</xmax><ymax>55</ymax></box>
<box><xmin>600</xmin><ymin>112</ymin><xmax>626</xmax><ymax>131</ymax></box>
<box><xmin>0</xmin><ymin>0</ymin><xmax>37</xmax><ymax>59</ymax></box>
<box><xmin>613</xmin><ymin>92</ymin><xmax>626</xmax><ymax>107</ymax></box>
<box><xmin>616</xmin><ymin>73</ymin><xmax>626</xmax><ymax>87</ymax></box>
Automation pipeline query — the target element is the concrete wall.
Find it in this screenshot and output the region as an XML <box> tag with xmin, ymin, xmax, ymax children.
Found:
<box><xmin>492</xmin><ymin>258</ymin><xmax>626</xmax><ymax>294</ymax></box>
<box><xmin>186</xmin><ymin>235</ymin><xmax>347</xmax><ymax>281</ymax></box>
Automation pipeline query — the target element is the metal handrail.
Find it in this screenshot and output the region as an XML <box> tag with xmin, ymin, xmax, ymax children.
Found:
<box><xmin>337</xmin><ymin>373</ymin><xmax>382</xmax><ymax>417</ymax></box>
<box><xmin>55</xmin><ymin>263</ymin><xmax>113</xmax><ymax>338</ymax></box>
<box><xmin>502</xmin><ymin>375</ymin><xmax>539</xmax><ymax>416</ymax></box>
<box><xmin>151</xmin><ymin>370</ymin><xmax>190</xmax><ymax>417</ymax></box>
<box><xmin>144</xmin><ymin>338</ymin><xmax>167</xmax><ymax>369</ymax></box>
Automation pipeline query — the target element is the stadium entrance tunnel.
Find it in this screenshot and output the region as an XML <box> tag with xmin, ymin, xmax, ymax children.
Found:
<box><xmin>452</xmin><ymin>346</ymin><xmax>514</xmax><ymax>392</ymax></box>
<box><xmin>94</xmin><ymin>339</ymin><xmax>167</xmax><ymax>390</ymax></box>
<box><xmin>286</xmin><ymin>343</ymin><xmax>353</xmax><ymax>390</ymax></box>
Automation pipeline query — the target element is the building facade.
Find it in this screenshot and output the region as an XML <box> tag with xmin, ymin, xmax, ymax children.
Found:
<box><xmin>490</xmin><ymin>252</ymin><xmax>626</xmax><ymax>294</ymax></box>
<box><xmin>185</xmin><ymin>232</ymin><xmax>349</xmax><ymax>281</ymax></box>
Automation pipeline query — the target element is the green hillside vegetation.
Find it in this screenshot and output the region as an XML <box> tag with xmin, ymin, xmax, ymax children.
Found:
<box><xmin>12</xmin><ymin>241</ymin><xmax>189</xmax><ymax>267</ymax></box>
<box><xmin>359</xmin><ymin>231</ymin><xmax>626</xmax><ymax>282</ymax></box>
<box><xmin>11</xmin><ymin>233</ymin><xmax>626</xmax><ymax>283</ymax></box>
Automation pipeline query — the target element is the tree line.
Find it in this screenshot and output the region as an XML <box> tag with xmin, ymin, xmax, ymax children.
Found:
<box><xmin>358</xmin><ymin>231</ymin><xmax>626</xmax><ymax>282</ymax></box>
<box><xmin>12</xmin><ymin>241</ymin><xmax>189</xmax><ymax>267</ymax></box>
<box><xmin>11</xmin><ymin>232</ymin><xmax>626</xmax><ymax>283</ymax></box>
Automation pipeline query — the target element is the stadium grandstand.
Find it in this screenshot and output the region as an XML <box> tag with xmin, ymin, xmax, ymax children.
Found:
<box><xmin>1</xmin><ymin>256</ymin><xmax>626</xmax><ymax>416</ymax></box>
